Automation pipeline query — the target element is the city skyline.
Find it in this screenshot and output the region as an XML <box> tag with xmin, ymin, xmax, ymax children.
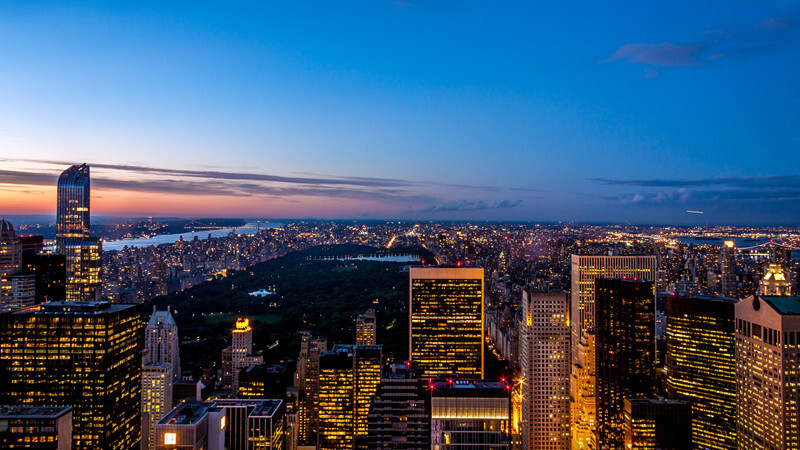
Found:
<box><xmin>1</xmin><ymin>1</ymin><xmax>799</xmax><ymax>225</ymax></box>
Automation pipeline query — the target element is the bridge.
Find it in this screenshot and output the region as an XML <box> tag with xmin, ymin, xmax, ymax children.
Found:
<box><xmin>738</xmin><ymin>240</ymin><xmax>800</xmax><ymax>251</ymax></box>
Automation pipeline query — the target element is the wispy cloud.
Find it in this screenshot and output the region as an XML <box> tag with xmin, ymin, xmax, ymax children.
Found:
<box><xmin>416</xmin><ymin>199</ymin><xmax>523</xmax><ymax>212</ymax></box>
<box><xmin>606</xmin><ymin>12</ymin><xmax>799</xmax><ymax>68</ymax></box>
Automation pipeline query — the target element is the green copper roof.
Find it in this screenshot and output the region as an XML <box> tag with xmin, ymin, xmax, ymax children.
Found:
<box><xmin>761</xmin><ymin>296</ymin><xmax>800</xmax><ymax>315</ymax></box>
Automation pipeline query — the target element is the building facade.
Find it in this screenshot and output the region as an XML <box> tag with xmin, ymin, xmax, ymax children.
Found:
<box><xmin>594</xmin><ymin>278</ymin><xmax>656</xmax><ymax>449</ymax></box>
<box><xmin>409</xmin><ymin>267</ymin><xmax>484</xmax><ymax>379</ymax></box>
<box><xmin>666</xmin><ymin>294</ymin><xmax>736</xmax><ymax>450</ymax></box>
<box><xmin>623</xmin><ymin>398</ymin><xmax>691</xmax><ymax>449</ymax></box>
<box><xmin>0</xmin><ymin>405</ymin><xmax>72</xmax><ymax>450</ymax></box>
<box><xmin>142</xmin><ymin>363</ymin><xmax>174</xmax><ymax>450</ymax></box>
<box><xmin>366</xmin><ymin>362</ymin><xmax>430</xmax><ymax>449</ymax></box>
<box><xmin>0</xmin><ymin>301</ymin><xmax>142</xmax><ymax>450</ymax></box>
<box><xmin>736</xmin><ymin>295</ymin><xmax>800</xmax><ymax>449</ymax></box>
<box><xmin>519</xmin><ymin>289</ymin><xmax>570</xmax><ymax>450</ymax></box>
<box><xmin>429</xmin><ymin>379</ymin><xmax>511</xmax><ymax>450</ymax></box>
<box><xmin>145</xmin><ymin>306</ymin><xmax>181</xmax><ymax>380</ymax></box>
<box><xmin>0</xmin><ymin>219</ymin><xmax>24</xmax><ymax>312</ymax></box>
<box><xmin>356</xmin><ymin>309</ymin><xmax>376</xmax><ymax>346</ymax></box>
<box><xmin>569</xmin><ymin>255</ymin><xmax>658</xmax><ymax>450</ymax></box>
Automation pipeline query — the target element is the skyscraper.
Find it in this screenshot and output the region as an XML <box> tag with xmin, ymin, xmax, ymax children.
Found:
<box><xmin>144</xmin><ymin>306</ymin><xmax>181</xmax><ymax>380</ymax></box>
<box><xmin>429</xmin><ymin>379</ymin><xmax>511</xmax><ymax>450</ymax></box>
<box><xmin>759</xmin><ymin>263</ymin><xmax>791</xmax><ymax>296</ymax></box>
<box><xmin>519</xmin><ymin>289</ymin><xmax>570</xmax><ymax>450</ymax></box>
<box><xmin>595</xmin><ymin>278</ymin><xmax>656</xmax><ymax>449</ymax></box>
<box><xmin>569</xmin><ymin>255</ymin><xmax>657</xmax><ymax>449</ymax></box>
<box><xmin>56</xmin><ymin>164</ymin><xmax>90</xmax><ymax>254</ymax></box>
<box><xmin>317</xmin><ymin>344</ymin><xmax>382</xmax><ymax>450</ymax></box>
<box><xmin>366</xmin><ymin>361</ymin><xmax>430</xmax><ymax>449</ymax></box>
<box><xmin>623</xmin><ymin>398</ymin><xmax>691</xmax><ymax>449</ymax></box>
<box><xmin>736</xmin><ymin>295</ymin><xmax>800</xmax><ymax>448</ymax></box>
<box><xmin>666</xmin><ymin>294</ymin><xmax>736</xmax><ymax>450</ymax></box>
<box><xmin>720</xmin><ymin>241</ymin><xmax>737</xmax><ymax>298</ymax></box>
<box><xmin>57</xmin><ymin>164</ymin><xmax>102</xmax><ymax>302</ymax></box>
<box><xmin>294</xmin><ymin>331</ymin><xmax>327</xmax><ymax>446</ymax></box>
<box><xmin>356</xmin><ymin>309</ymin><xmax>376</xmax><ymax>346</ymax></box>
<box><xmin>0</xmin><ymin>301</ymin><xmax>142</xmax><ymax>450</ymax></box>
<box><xmin>222</xmin><ymin>318</ymin><xmax>263</xmax><ymax>393</ymax></box>
<box><xmin>142</xmin><ymin>363</ymin><xmax>174</xmax><ymax>450</ymax></box>
<box><xmin>0</xmin><ymin>219</ymin><xmax>24</xmax><ymax>312</ymax></box>
<box><xmin>409</xmin><ymin>267</ymin><xmax>484</xmax><ymax>379</ymax></box>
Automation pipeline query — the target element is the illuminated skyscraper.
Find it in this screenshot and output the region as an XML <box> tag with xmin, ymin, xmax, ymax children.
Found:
<box><xmin>720</xmin><ymin>241</ymin><xmax>737</xmax><ymax>298</ymax></box>
<box><xmin>736</xmin><ymin>295</ymin><xmax>800</xmax><ymax>449</ymax></box>
<box><xmin>595</xmin><ymin>278</ymin><xmax>656</xmax><ymax>449</ymax></box>
<box><xmin>356</xmin><ymin>309</ymin><xmax>376</xmax><ymax>345</ymax></box>
<box><xmin>317</xmin><ymin>344</ymin><xmax>382</xmax><ymax>450</ymax></box>
<box><xmin>145</xmin><ymin>306</ymin><xmax>181</xmax><ymax>381</ymax></box>
<box><xmin>569</xmin><ymin>255</ymin><xmax>657</xmax><ymax>449</ymax></box>
<box><xmin>0</xmin><ymin>301</ymin><xmax>142</xmax><ymax>450</ymax></box>
<box><xmin>0</xmin><ymin>219</ymin><xmax>24</xmax><ymax>312</ymax></box>
<box><xmin>294</xmin><ymin>331</ymin><xmax>327</xmax><ymax>446</ymax></box>
<box><xmin>759</xmin><ymin>264</ymin><xmax>791</xmax><ymax>296</ymax></box>
<box><xmin>666</xmin><ymin>294</ymin><xmax>736</xmax><ymax>450</ymax></box>
<box><xmin>409</xmin><ymin>267</ymin><xmax>484</xmax><ymax>379</ymax></box>
<box><xmin>366</xmin><ymin>361</ymin><xmax>430</xmax><ymax>449</ymax></box>
<box><xmin>142</xmin><ymin>363</ymin><xmax>173</xmax><ymax>450</ymax></box>
<box><xmin>63</xmin><ymin>238</ymin><xmax>102</xmax><ymax>302</ymax></box>
<box><xmin>428</xmin><ymin>379</ymin><xmax>511</xmax><ymax>450</ymax></box>
<box><xmin>519</xmin><ymin>289</ymin><xmax>570</xmax><ymax>450</ymax></box>
<box><xmin>56</xmin><ymin>164</ymin><xmax>90</xmax><ymax>254</ymax></box>
<box><xmin>222</xmin><ymin>318</ymin><xmax>263</xmax><ymax>393</ymax></box>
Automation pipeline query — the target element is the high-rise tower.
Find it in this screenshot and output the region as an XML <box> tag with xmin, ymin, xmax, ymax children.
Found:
<box><xmin>409</xmin><ymin>267</ymin><xmax>484</xmax><ymax>379</ymax></box>
<box><xmin>56</xmin><ymin>164</ymin><xmax>90</xmax><ymax>254</ymax></box>
<box><xmin>0</xmin><ymin>301</ymin><xmax>142</xmax><ymax>450</ymax></box>
<box><xmin>144</xmin><ymin>306</ymin><xmax>181</xmax><ymax>380</ymax></box>
<box><xmin>720</xmin><ymin>241</ymin><xmax>737</xmax><ymax>298</ymax></box>
<box><xmin>519</xmin><ymin>289</ymin><xmax>570</xmax><ymax>450</ymax></box>
<box><xmin>594</xmin><ymin>278</ymin><xmax>656</xmax><ymax>449</ymax></box>
<box><xmin>356</xmin><ymin>309</ymin><xmax>376</xmax><ymax>346</ymax></box>
<box><xmin>736</xmin><ymin>295</ymin><xmax>800</xmax><ymax>448</ymax></box>
<box><xmin>0</xmin><ymin>219</ymin><xmax>24</xmax><ymax>312</ymax></box>
<box><xmin>569</xmin><ymin>255</ymin><xmax>657</xmax><ymax>449</ymax></box>
<box><xmin>666</xmin><ymin>294</ymin><xmax>736</xmax><ymax>450</ymax></box>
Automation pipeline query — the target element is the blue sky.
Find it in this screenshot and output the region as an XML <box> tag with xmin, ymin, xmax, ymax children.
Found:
<box><xmin>0</xmin><ymin>1</ymin><xmax>798</xmax><ymax>224</ymax></box>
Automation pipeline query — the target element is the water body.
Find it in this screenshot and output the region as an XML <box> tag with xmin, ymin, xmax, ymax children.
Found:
<box><xmin>332</xmin><ymin>256</ymin><xmax>420</xmax><ymax>262</ymax></box>
<box><xmin>676</xmin><ymin>237</ymin><xmax>771</xmax><ymax>247</ymax></box>
<box><xmin>102</xmin><ymin>221</ymin><xmax>283</xmax><ymax>251</ymax></box>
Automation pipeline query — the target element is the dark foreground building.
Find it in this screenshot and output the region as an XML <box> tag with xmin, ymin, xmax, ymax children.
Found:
<box><xmin>367</xmin><ymin>362</ymin><xmax>430</xmax><ymax>449</ymax></box>
<box><xmin>0</xmin><ymin>301</ymin><xmax>142</xmax><ymax>450</ymax></box>
<box><xmin>623</xmin><ymin>398</ymin><xmax>691</xmax><ymax>449</ymax></box>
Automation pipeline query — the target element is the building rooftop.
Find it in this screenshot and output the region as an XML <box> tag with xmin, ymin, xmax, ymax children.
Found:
<box><xmin>428</xmin><ymin>379</ymin><xmax>510</xmax><ymax>392</ymax></box>
<box><xmin>158</xmin><ymin>401</ymin><xmax>218</xmax><ymax>426</ymax></box>
<box><xmin>666</xmin><ymin>292</ymin><xmax>739</xmax><ymax>303</ymax></box>
<box><xmin>9</xmin><ymin>301</ymin><xmax>137</xmax><ymax>315</ymax></box>
<box><xmin>0</xmin><ymin>406</ymin><xmax>72</xmax><ymax>419</ymax></box>
<box><xmin>761</xmin><ymin>296</ymin><xmax>800</xmax><ymax>315</ymax></box>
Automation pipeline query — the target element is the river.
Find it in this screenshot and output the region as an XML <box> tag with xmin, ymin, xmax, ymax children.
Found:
<box><xmin>102</xmin><ymin>221</ymin><xmax>284</xmax><ymax>251</ymax></box>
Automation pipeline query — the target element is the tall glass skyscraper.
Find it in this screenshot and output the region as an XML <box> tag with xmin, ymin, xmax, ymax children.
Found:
<box><xmin>56</xmin><ymin>164</ymin><xmax>90</xmax><ymax>254</ymax></box>
<box><xmin>409</xmin><ymin>267</ymin><xmax>484</xmax><ymax>379</ymax></box>
<box><xmin>0</xmin><ymin>301</ymin><xmax>143</xmax><ymax>450</ymax></box>
<box><xmin>595</xmin><ymin>278</ymin><xmax>656</xmax><ymax>450</ymax></box>
<box><xmin>666</xmin><ymin>294</ymin><xmax>736</xmax><ymax>450</ymax></box>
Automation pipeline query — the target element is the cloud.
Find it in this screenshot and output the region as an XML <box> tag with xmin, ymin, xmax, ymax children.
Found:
<box><xmin>606</xmin><ymin>13</ymin><xmax>799</xmax><ymax>68</ymax></box>
<box><xmin>589</xmin><ymin>175</ymin><xmax>800</xmax><ymax>188</ymax></box>
<box><xmin>606</xmin><ymin>43</ymin><xmax>701</xmax><ymax>67</ymax></box>
<box><xmin>416</xmin><ymin>199</ymin><xmax>523</xmax><ymax>212</ymax></box>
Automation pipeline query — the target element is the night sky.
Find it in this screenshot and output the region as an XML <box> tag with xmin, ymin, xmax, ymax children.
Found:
<box><xmin>1</xmin><ymin>1</ymin><xmax>798</xmax><ymax>224</ymax></box>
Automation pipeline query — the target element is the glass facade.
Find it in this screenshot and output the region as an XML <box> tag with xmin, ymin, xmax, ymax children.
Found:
<box><xmin>55</xmin><ymin>164</ymin><xmax>90</xmax><ymax>255</ymax></box>
<box><xmin>409</xmin><ymin>267</ymin><xmax>484</xmax><ymax>379</ymax></box>
<box><xmin>595</xmin><ymin>278</ymin><xmax>655</xmax><ymax>450</ymax></box>
<box><xmin>666</xmin><ymin>295</ymin><xmax>736</xmax><ymax>450</ymax></box>
<box><xmin>0</xmin><ymin>301</ymin><xmax>142</xmax><ymax>450</ymax></box>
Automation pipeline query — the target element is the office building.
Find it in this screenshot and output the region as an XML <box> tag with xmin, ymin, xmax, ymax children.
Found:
<box><xmin>294</xmin><ymin>331</ymin><xmax>327</xmax><ymax>446</ymax></box>
<box><xmin>1</xmin><ymin>219</ymin><xmax>23</xmax><ymax>312</ymax></box>
<box><xmin>222</xmin><ymin>318</ymin><xmax>264</xmax><ymax>393</ymax></box>
<box><xmin>429</xmin><ymin>379</ymin><xmax>511</xmax><ymax>450</ymax></box>
<box><xmin>736</xmin><ymin>295</ymin><xmax>800</xmax><ymax>448</ymax></box>
<box><xmin>720</xmin><ymin>241</ymin><xmax>737</xmax><ymax>298</ymax></box>
<box><xmin>63</xmin><ymin>238</ymin><xmax>102</xmax><ymax>302</ymax></box>
<box><xmin>356</xmin><ymin>309</ymin><xmax>376</xmax><ymax>345</ymax></box>
<box><xmin>409</xmin><ymin>267</ymin><xmax>484</xmax><ymax>379</ymax></box>
<box><xmin>25</xmin><ymin>253</ymin><xmax>66</xmax><ymax>303</ymax></box>
<box><xmin>55</xmin><ymin>164</ymin><xmax>90</xmax><ymax>254</ymax></box>
<box><xmin>142</xmin><ymin>363</ymin><xmax>174</xmax><ymax>450</ymax></box>
<box><xmin>317</xmin><ymin>344</ymin><xmax>382</xmax><ymax>450</ymax></box>
<box><xmin>366</xmin><ymin>361</ymin><xmax>430</xmax><ymax>449</ymax></box>
<box><xmin>519</xmin><ymin>289</ymin><xmax>570</xmax><ymax>450</ymax></box>
<box><xmin>154</xmin><ymin>401</ymin><xmax>226</xmax><ymax>450</ymax></box>
<box><xmin>623</xmin><ymin>398</ymin><xmax>691</xmax><ymax>449</ymax></box>
<box><xmin>666</xmin><ymin>294</ymin><xmax>736</xmax><ymax>450</ymax></box>
<box><xmin>0</xmin><ymin>301</ymin><xmax>142</xmax><ymax>450</ymax></box>
<box><xmin>238</xmin><ymin>363</ymin><xmax>292</xmax><ymax>400</ymax></box>
<box><xmin>0</xmin><ymin>405</ymin><xmax>73</xmax><ymax>450</ymax></box>
<box><xmin>595</xmin><ymin>278</ymin><xmax>656</xmax><ymax>449</ymax></box>
<box><xmin>212</xmin><ymin>399</ymin><xmax>285</xmax><ymax>450</ymax></box>
<box><xmin>9</xmin><ymin>274</ymin><xmax>36</xmax><ymax>311</ymax></box>
<box><xmin>145</xmin><ymin>306</ymin><xmax>181</xmax><ymax>380</ymax></box>
<box><xmin>172</xmin><ymin>378</ymin><xmax>204</xmax><ymax>408</ymax></box>
<box><xmin>569</xmin><ymin>255</ymin><xmax>657</xmax><ymax>450</ymax></box>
